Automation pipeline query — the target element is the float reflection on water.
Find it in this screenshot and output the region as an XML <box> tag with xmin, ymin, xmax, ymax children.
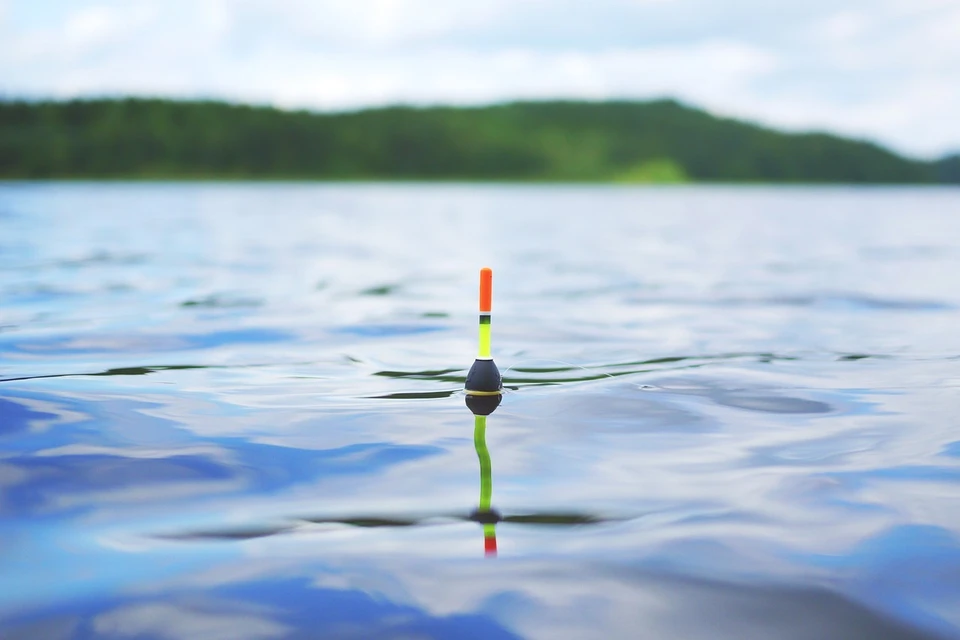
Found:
<box><xmin>466</xmin><ymin>394</ymin><xmax>502</xmax><ymax>557</ymax></box>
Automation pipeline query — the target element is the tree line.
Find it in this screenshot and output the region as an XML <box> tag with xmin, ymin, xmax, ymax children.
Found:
<box><xmin>1</xmin><ymin>97</ymin><xmax>957</xmax><ymax>183</ymax></box>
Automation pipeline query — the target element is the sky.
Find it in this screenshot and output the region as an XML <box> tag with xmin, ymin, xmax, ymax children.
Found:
<box><xmin>1</xmin><ymin>0</ymin><xmax>958</xmax><ymax>159</ymax></box>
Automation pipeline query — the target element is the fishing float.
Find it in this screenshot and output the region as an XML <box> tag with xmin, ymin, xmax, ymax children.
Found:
<box><xmin>464</xmin><ymin>267</ymin><xmax>503</xmax><ymax>556</ymax></box>
<box><xmin>464</xmin><ymin>267</ymin><xmax>502</xmax><ymax>415</ymax></box>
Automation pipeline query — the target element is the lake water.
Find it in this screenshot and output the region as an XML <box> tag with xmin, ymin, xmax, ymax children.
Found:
<box><xmin>2</xmin><ymin>183</ymin><xmax>960</xmax><ymax>639</ymax></box>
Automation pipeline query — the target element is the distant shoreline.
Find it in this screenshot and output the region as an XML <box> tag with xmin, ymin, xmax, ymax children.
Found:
<box><xmin>4</xmin><ymin>179</ymin><xmax>957</xmax><ymax>189</ymax></box>
<box><xmin>2</xmin><ymin>98</ymin><xmax>958</xmax><ymax>184</ymax></box>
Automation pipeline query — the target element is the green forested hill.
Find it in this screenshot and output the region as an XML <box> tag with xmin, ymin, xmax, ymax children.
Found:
<box><xmin>0</xmin><ymin>98</ymin><xmax>955</xmax><ymax>183</ymax></box>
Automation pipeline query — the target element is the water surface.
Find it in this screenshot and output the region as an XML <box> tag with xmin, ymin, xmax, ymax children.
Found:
<box><xmin>2</xmin><ymin>183</ymin><xmax>960</xmax><ymax>639</ymax></box>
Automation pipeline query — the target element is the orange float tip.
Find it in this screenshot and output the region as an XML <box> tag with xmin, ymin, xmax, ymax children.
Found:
<box><xmin>479</xmin><ymin>267</ymin><xmax>492</xmax><ymax>313</ymax></box>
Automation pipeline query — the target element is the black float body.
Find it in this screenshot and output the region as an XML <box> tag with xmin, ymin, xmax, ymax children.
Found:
<box><xmin>465</xmin><ymin>358</ymin><xmax>502</xmax><ymax>393</ymax></box>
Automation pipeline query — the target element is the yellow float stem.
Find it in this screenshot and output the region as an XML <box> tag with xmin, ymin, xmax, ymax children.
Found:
<box><xmin>478</xmin><ymin>321</ymin><xmax>491</xmax><ymax>359</ymax></box>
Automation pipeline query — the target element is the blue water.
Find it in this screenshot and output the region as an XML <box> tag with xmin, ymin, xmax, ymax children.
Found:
<box><xmin>2</xmin><ymin>182</ymin><xmax>960</xmax><ymax>639</ymax></box>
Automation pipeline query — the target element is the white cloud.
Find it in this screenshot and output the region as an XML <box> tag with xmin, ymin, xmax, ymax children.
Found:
<box><xmin>1</xmin><ymin>0</ymin><xmax>959</xmax><ymax>157</ymax></box>
<box><xmin>819</xmin><ymin>11</ymin><xmax>868</xmax><ymax>43</ymax></box>
<box><xmin>245</xmin><ymin>41</ymin><xmax>778</xmax><ymax>109</ymax></box>
<box><xmin>94</xmin><ymin>602</ymin><xmax>289</xmax><ymax>640</ymax></box>
<box><xmin>64</xmin><ymin>6</ymin><xmax>120</xmax><ymax>49</ymax></box>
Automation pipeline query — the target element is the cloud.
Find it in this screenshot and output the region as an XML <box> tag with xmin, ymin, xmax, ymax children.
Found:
<box><xmin>93</xmin><ymin>602</ymin><xmax>289</xmax><ymax>640</ymax></box>
<box><xmin>1</xmin><ymin>0</ymin><xmax>959</xmax><ymax>156</ymax></box>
